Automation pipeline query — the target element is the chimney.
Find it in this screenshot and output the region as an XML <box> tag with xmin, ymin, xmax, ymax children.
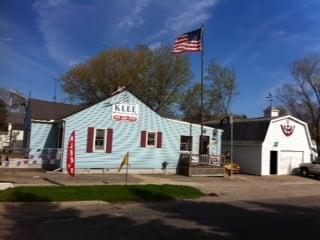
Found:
<box><xmin>264</xmin><ymin>107</ymin><xmax>280</xmax><ymax>118</ymax></box>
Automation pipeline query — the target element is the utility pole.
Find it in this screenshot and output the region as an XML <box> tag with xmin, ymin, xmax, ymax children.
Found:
<box><xmin>266</xmin><ymin>93</ymin><xmax>273</xmax><ymax>109</ymax></box>
<box><xmin>53</xmin><ymin>78</ymin><xmax>58</xmax><ymax>102</ymax></box>
<box><xmin>28</xmin><ymin>80</ymin><xmax>32</xmax><ymax>99</ymax></box>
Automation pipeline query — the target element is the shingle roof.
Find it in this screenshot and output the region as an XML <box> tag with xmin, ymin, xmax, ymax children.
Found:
<box><xmin>29</xmin><ymin>99</ymin><xmax>85</xmax><ymax>121</ymax></box>
<box><xmin>7</xmin><ymin>112</ymin><xmax>24</xmax><ymax>124</ymax></box>
<box><xmin>206</xmin><ymin>118</ymin><xmax>271</xmax><ymax>141</ymax></box>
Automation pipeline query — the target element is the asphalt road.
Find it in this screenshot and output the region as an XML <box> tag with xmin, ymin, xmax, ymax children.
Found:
<box><xmin>1</xmin><ymin>194</ymin><xmax>320</xmax><ymax>240</ymax></box>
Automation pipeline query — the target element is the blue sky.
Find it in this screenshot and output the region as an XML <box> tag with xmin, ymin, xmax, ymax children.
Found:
<box><xmin>1</xmin><ymin>0</ymin><xmax>320</xmax><ymax>117</ymax></box>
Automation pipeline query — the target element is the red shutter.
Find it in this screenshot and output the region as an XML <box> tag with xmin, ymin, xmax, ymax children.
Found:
<box><xmin>140</xmin><ymin>131</ymin><xmax>146</xmax><ymax>147</ymax></box>
<box><xmin>156</xmin><ymin>132</ymin><xmax>162</xmax><ymax>148</ymax></box>
<box><xmin>106</xmin><ymin>128</ymin><xmax>113</xmax><ymax>153</ymax></box>
<box><xmin>86</xmin><ymin>127</ymin><xmax>94</xmax><ymax>153</ymax></box>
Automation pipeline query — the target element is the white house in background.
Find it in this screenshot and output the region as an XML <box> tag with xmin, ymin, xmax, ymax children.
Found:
<box><xmin>207</xmin><ymin>107</ymin><xmax>314</xmax><ymax>176</ymax></box>
<box><xmin>311</xmin><ymin>140</ymin><xmax>318</xmax><ymax>159</ymax></box>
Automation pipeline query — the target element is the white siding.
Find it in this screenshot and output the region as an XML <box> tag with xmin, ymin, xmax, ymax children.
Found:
<box><xmin>279</xmin><ymin>151</ymin><xmax>303</xmax><ymax>175</ymax></box>
<box><xmin>262</xmin><ymin>117</ymin><xmax>312</xmax><ymax>175</ymax></box>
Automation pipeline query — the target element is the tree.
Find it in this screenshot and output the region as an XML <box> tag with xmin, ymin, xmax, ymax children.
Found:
<box><xmin>205</xmin><ymin>62</ymin><xmax>238</xmax><ymax>116</ymax></box>
<box><xmin>0</xmin><ymin>99</ymin><xmax>8</xmax><ymax>131</ymax></box>
<box><xmin>179</xmin><ymin>83</ymin><xmax>211</xmax><ymax>122</ymax></box>
<box><xmin>61</xmin><ymin>45</ymin><xmax>191</xmax><ymax>117</ymax></box>
<box><xmin>179</xmin><ymin>62</ymin><xmax>238</xmax><ymax>122</ymax></box>
<box><xmin>276</xmin><ymin>54</ymin><xmax>320</xmax><ymax>154</ymax></box>
<box><xmin>274</xmin><ymin>105</ymin><xmax>288</xmax><ymax>116</ymax></box>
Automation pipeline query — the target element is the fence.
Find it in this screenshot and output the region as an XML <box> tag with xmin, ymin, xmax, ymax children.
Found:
<box><xmin>192</xmin><ymin>154</ymin><xmax>224</xmax><ymax>167</ymax></box>
<box><xmin>0</xmin><ymin>148</ymin><xmax>62</xmax><ymax>170</ymax></box>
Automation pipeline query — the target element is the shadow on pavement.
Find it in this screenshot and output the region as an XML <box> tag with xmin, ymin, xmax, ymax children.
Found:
<box><xmin>147</xmin><ymin>196</ymin><xmax>320</xmax><ymax>239</ymax></box>
<box><xmin>1</xmin><ymin>194</ymin><xmax>320</xmax><ymax>240</ymax></box>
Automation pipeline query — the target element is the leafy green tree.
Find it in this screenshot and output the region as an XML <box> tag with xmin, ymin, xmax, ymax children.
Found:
<box><xmin>61</xmin><ymin>45</ymin><xmax>191</xmax><ymax>117</ymax></box>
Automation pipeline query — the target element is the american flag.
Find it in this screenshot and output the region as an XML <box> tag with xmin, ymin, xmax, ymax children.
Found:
<box><xmin>172</xmin><ymin>28</ymin><xmax>202</xmax><ymax>54</ymax></box>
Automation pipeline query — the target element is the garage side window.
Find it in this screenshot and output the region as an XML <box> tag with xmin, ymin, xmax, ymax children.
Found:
<box><xmin>180</xmin><ymin>136</ymin><xmax>192</xmax><ymax>151</ymax></box>
<box><xmin>94</xmin><ymin>129</ymin><xmax>105</xmax><ymax>151</ymax></box>
<box><xmin>147</xmin><ymin>132</ymin><xmax>156</xmax><ymax>147</ymax></box>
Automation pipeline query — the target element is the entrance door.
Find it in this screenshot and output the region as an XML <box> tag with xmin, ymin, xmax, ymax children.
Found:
<box><xmin>270</xmin><ymin>151</ymin><xmax>278</xmax><ymax>175</ymax></box>
<box><xmin>199</xmin><ymin>135</ymin><xmax>210</xmax><ymax>154</ymax></box>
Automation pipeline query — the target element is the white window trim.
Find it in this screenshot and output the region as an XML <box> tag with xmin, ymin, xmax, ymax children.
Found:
<box><xmin>146</xmin><ymin>131</ymin><xmax>157</xmax><ymax>148</ymax></box>
<box><xmin>93</xmin><ymin>128</ymin><xmax>106</xmax><ymax>152</ymax></box>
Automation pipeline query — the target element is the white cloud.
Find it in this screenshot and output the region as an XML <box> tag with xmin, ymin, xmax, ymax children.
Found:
<box><xmin>0</xmin><ymin>17</ymin><xmax>56</xmax><ymax>76</ymax></box>
<box><xmin>33</xmin><ymin>0</ymin><xmax>65</xmax><ymax>9</ymax></box>
<box><xmin>165</xmin><ymin>0</ymin><xmax>218</xmax><ymax>32</ymax></box>
<box><xmin>0</xmin><ymin>41</ymin><xmax>56</xmax><ymax>78</ymax></box>
<box><xmin>117</xmin><ymin>0</ymin><xmax>150</xmax><ymax>31</ymax></box>
<box><xmin>30</xmin><ymin>0</ymin><xmax>219</xmax><ymax>67</ymax></box>
<box><xmin>33</xmin><ymin>0</ymin><xmax>74</xmax><ymax>67</ymax></box>
<box><xmin>146</xmin><ymin>0</ymin><xmax>219</xmax><ymax>44</ymax></box>
<box><xmin>223</xmin><ymin>10</ymin><xmax>296</xmax><ymax>65</ymax></box>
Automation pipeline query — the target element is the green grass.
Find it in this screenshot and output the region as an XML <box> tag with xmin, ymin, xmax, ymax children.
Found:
<box><xmin>0</xmin><ymin>184</ymin><xmax>204</xmax><ymax>203</ymax></box>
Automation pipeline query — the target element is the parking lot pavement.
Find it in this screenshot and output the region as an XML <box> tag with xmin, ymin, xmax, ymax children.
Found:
<box><xmin>1</xmin><ymin>171</ymin><xmax>320</xmax><ymax>239</ymax></box>
<box><xmin>1</xmin><ymin>194</ymin><xmax>320</xmax><ymax>240</ymax></box>
<box><xmin>133</xmin><ymin>174</ymin><xmax>320</xmax><ymax>201</ymax></box>
<box><xmin>0</xmin><ymin>169</ymin><xmax>319</xmax><ymax>201</ymax></box>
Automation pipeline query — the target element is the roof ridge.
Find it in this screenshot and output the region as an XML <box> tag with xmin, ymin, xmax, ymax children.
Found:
<box><xmin>30</xmin><ymin>98</ymin><xmax>79</xmax><ymax>106</ymax></box>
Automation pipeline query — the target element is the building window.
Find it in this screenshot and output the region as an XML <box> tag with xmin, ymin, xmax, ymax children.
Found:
<box><xmin>94</xmin><ymin>129</ymin><xmax>105</xmax><ymax>151</ymax></box>
<box><xmin>180</xmin><ymin>136</ymin><xmax>192</xmax><ymax>151</ymax></box>
<box><xmin>147</xmin><ymin>132</ymin><xmax>156</xmax><ymax>147</ymax></box>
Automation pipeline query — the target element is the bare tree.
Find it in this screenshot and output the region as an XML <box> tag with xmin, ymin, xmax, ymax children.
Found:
<box><xmin>179</xmin><ymin>83</ymin><xmax>211</xmax><ymax>123</ymax></box>
<box><xmin>205</xmin><ymin>62</ymin><xmax>238</xmax><ymax>116</ymax></box>
<box><xmin>277</xmin><ymin>54</ymin><xmax>320</xmax><ymax>153</ymax></box>
<box><xmin>0</xmin><ymin>99</ymin><xmax>8</xmax><ymax>131</ymax></box>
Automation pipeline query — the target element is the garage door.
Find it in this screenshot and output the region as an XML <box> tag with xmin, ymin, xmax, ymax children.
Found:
<box><xmin>279</xmin><ymin>151</ymin><xmax>304</xmax><ymax>175</ymax></box>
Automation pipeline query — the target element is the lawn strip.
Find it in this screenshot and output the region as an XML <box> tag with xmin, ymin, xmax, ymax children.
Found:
<box><xmin>0</xmin><ymin>184</ymin><xmax>204</xmax><ymax>203</ymax></box>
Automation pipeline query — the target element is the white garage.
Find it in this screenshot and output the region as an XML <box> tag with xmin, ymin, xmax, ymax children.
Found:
<box><xmin>278</xmin><ymin>151</ymin><xmax>304</xmax><ymax>175</ymax></box>
<box><xmin>207</xmin><ymin>108</ymin><xmax>315</xmax><ymax>175</ymax></box>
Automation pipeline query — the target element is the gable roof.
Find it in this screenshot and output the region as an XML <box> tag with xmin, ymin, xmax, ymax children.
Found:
<box><xmin>62</xmin><ymin>90</ymin><xmax>164</xmax><ymax>120</ymax></box>
<box><xmin>206</xmin><ymin>118</ymin><xmax>271</xmax><ymax>141</ymax></box>
<box><xmin>29</xmin><ymin>99</ymin><xmax>86</xmax><ymax>121</ymax></box>
<box><xmin>7</xmin><ymin>112</ymin><xmax>24</xmax><ymax>124</ymax></box>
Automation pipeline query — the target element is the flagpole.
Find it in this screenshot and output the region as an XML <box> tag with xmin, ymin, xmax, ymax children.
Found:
<box><xmin>230</xmin><ymin>115</ymin><xmax>234</xmax><ymax>178</ymax></box>
<box><xmin>200</xmin><ymin>22</ymin><xmax>204</xmax><ymax>155</ymax></box>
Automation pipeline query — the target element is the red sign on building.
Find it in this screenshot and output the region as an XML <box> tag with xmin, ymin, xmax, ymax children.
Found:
<box><xmin>112</xmin><ymin>104</ymin><xmax>139</xmax><ymax>123</ymax></box>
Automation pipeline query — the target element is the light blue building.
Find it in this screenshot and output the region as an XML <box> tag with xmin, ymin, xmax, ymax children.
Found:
<box><xmin>25</xmin><ymin>90</ymin><xmax>223</xmax><ymax>173</ymax></box>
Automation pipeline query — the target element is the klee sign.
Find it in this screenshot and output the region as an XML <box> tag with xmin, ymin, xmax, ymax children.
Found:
<box><xmin>112</xmin><ymin>104</ymin><xmax>139</xmax><ymax>122</ymax></box>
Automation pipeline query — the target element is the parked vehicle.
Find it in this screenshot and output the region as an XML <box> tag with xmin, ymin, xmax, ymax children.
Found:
<box><xmin>299</xmin><ymin>158</ymin><xmax>320</xmax><ymax>178</ymax></box>
<box><xmin>224</xmin><ymin>162</ymin><xmax>240</xmax><ymax>174</ymax></box>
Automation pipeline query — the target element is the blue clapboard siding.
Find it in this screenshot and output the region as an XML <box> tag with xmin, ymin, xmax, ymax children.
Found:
<box><xmin>62</xmin><ymin>91</ymin><xmax>222</xmax><ymax>170</ymax></box>
<box><xmin>29</xmin><ymin>122</ymin><xmax>57</xmax><ymax>157</ymax></box>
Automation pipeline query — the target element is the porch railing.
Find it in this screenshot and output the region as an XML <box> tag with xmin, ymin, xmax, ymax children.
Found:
<box><xmin>0</xmin><ymin>148</ymin><xmax>62</xmax><ymax>170</ymax></box>
<box><xmin>179</xmin><ymin>153</ymin><xmax>224</xmax><ymax>167</ymax></box>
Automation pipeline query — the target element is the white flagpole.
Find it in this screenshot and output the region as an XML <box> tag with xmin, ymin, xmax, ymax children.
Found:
<box><xmin>200</xmin><ymin>22</ymin><xmax>204</xmax><ymax>156</ymax></box>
